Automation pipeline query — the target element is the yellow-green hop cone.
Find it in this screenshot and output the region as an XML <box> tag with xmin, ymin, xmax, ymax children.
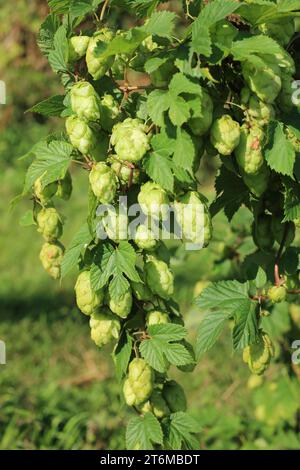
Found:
<box><xmin>74</xmin><ymin>270</ymin><xmax>104</xmax><ymax>315</ymax></box>
<box><xmin>99</xmin><ymin>94</ymin><xmax>119</xmax><ymax>131</ymax></box>
<box><xmin>86</xmin><ymin>29</ymin><xmax>115</xmax><ymax>80</ymax></box>
<box><xmin>111</xmin><ymin>118</ymin><xmax>150</xmax><ymax>163</ymax></box>
<box><xmin>268</xmin><ymin>285</ymin><xmax>287</xmax><ymax>304</ymax></box>
<box><xmin>258</xmin><ymin>18</ymin><xmax>295</xmax><ymax>47</ymax></box>
<box><xmin>39</xmin><ymin>242</ymin><xmax>64</xmax><ymax>279</ymax></box>
<box><xmin>242</xmin><ymin>164</ymin><xmax>270</xmax><ymax>197</ymax></box>
<box><xmin>130</xmin><ymin>279</ymin><xmax>153</xmax><ymax>302</ymax></box>
<box><xmin>37</xmin><ymin>207</ymin><xmax>63</xmax><ymax>241</ymax></box>
<box><xmin>145</xmin><ymin>255</ymin><xmax>174</xmax><ymax>300</ymax></box>
<box><xmin>134</xmin><ymin>225</ymin><xmax>157</xmax><ymax>251</ymax></box>
<box><xmin>210</xmin><ymin>115</ymin><xmax>240</xmax><ymax>155</ymax></box>
<box><xmin>247</xmin><ymin>95</ymin><xmax>275</xmax><ymax>127</ymax></box>
<box><xmin>89</xmin><ymin>162</ymin><xmax>118</xmax><ymax>204</ymax></box>
<box><xmin>56</xmin><ymin>171</ymin><xmax>72</xmax><ymax>201</ymax></box>
<box><xmin>69</xmin><ymin>35</ymin><xmax>90</xmax><ymax>61</ymax></box>
<box><xmin>140</xmin><ymin>389</ymin><xmax>170</xmax><ymax>419</ymax></box>
<box><xmin>242</xmin><ymin>58</ymin><xmax>282</xmax><ymax>103</ymax></box>
<box><xmin>123</xmin><ymin>358</ymin><xmax>154</xmax><ymax>406</ymax></box>
<box><xmin>101</xmin><ymin>207</ymin><xmax>128</xmax><ymax>242</ymax></box>
<box><xmin>108</xmin><ymin>287</ymin><xmax>132</xmax><ymax>319</ymax></box>
<box><xmin>174</xmin><ymin>191</ymin><xmax>212</xmax><ymax>247</ymax></box>
<box><xmin>70</xmin><ymin>81</ymin><xmax>100</xmax><ymax>121</ymax></box>
<box><xmin>146</xmin><ymin>310</ymin><xmax>169</xmax><ymax>326</ymax></box>
<box><xmin>66</xmin><ymin>115</ymin><xmax>96</xmax><ymax>154</ymax></box>
<box><xmin>111</xmin><ymin>158</ymin><xmax>140</xmax><ymax>185</ymax></box>
<box><xmin>243</xmin><ymin>333</ymin><xmax>274</xmax><ymax>375</ymax></box>
<box><xmin>187</xmin><ymin>90</ymin><xmax>213</xmax><ymax>136</ymax></box>
<box><xmin>162</xmin><ymin>380</ymin><xmax>187</xmax><ymax>412</ymax></box>
<box><xmin>89</xmin><ymin>308</ymin><xmax>121</xmax><ymax>347</ymax></box>
<box><xmin>138</xmin><ymin>181</ymin><xmax>170</xmax><ymax>220</ymax></box>
<box><xmin>285</xmin><ymin>127</ymin><xmax>300</xmax><ymax>153</ymax></box>
<box><xmin>34</xmin><ymin>177</ymin><xmax>58</xmax><ymax>205</ymax></box>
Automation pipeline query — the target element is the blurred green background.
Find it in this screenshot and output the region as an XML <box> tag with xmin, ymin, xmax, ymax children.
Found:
<box><xmin>0</xmin><ymin>1</ymin><xmax>300</xmax><ymax>450</ymax></box>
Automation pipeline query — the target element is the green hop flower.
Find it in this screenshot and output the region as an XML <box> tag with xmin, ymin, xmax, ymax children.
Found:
<box><xmin>242</xmin><ymin>164</ymin><xmax>270</xmax><ymax>197</ymax></box>
<box><xmin>258</xmin><ymin>18</ymin><xmax>295</xmax><ymax>47</ymax></box>
<box><xmin>252</xmin><ymin>214</ymin><xmax>274</xmax><ymax>251</ymax></box>
<box><xmin>123</xmin><ymin>358</ymin><xmax>154</xmax><ymax>406</ymax></box>
<box><xmin>110</xmin><ymin>158</ymin><xmax>140</xmax><ymax>185</ymax></box>
<box><xmin>271</xmin><ymin>218</ymin><xmax>295</xmax><ymax>246</ymax></box>
<box><xmin>268</xmin><ymin>285</ymin><xmax>287</xmax><ymax>304</ymax></box>
<box><xmin>89</xmin><ymin>162</ymin><xmax>118</xmax><ymax>204</ymax></box>
<box><xmin>145</xmin><ymin>255</ymin><xmax>174</xmax><ymax>299</ymax></box>
<box><xmin>39</xmin><ymin>242</ymin><xmax>64</xmax><ymax>279</ymax></box>
<box><xmin>34</xmin><ymin>177</ymin><xmax>58</xmax><ymax>205</ymax></box>
<box><xmin>108</xmin><ymin>287</ymin><xmax>132</xmax><ymax>319</ymax></box>
<box><xmin>69</xmin><ymin>36</ymin><xmax>90</xmax><ymax>61</ymax></box>
<box><xmin>235</xmin><ymin>125</ymin><xmax>265</xmax><ymax>175</ymax></box>
<box><xmin>99</xmin><ymin>94</ymin><xmax>119</xmax><ymax>131</ymax></box>
<box><xmin>243</xmin><ymin>332</ymin><xmax>274</xmax><ymax>375</ymax></box>
<box><xmin>70</xmin><ymin>81</ymin><xmax>100</xmax><ymax>121</ymax></box>
<box><xmin>56</xmin><ymin>171</ymin><xmax>72</xmax><ymax>201</ymax></box>
<box><xmin>174</xmin><ymin>191</ymin><xmax>212</xmax><ymax>247</ymax></box>
<box><xmin>89</xmin><ymin>308</ymin><xmax>121</xmax><ymax>347</ymax></box>
<box><xmin>101</xmin><ymin>207</ymin><xmax>128</xmax><ymax>242</ymax></box>
<box><xmin>150</xmin><ymin>60</ymin><xmax>176</xmax><ymax>87</ymax></box>
<box><xmin>247</xmin><ymin>95</ymin><xmax>275</xmax><ymax>127</ymax></box>
<box><xmin>86</xmin><ymin>29</ymin><xmax>115</xmax><ymax>80</ymax></box>
<box><xmin>210</xmin><ymin>115</ymin><xmax>240</xmax><ymax>155</ymax></box>
<box><xmin>66</xmin><ymin>115</ymin><xmax>96</xmax><ymax>154</ymax></box>
<box><xmin>74</xmin><ymin>270</ymin><xmax>104</xmax><ymax>316</ymax></box>
<box><xmin>138</xmin><ymin>181</ymin><xmax>170</xmax><ymax>220</ymax></box>
<box><xmin>37</xmin><ymin>207</ymin><xmax>63</xmax><ymax>241</ymax></box>
<box><xmin>285</xmin><ymin>127</ymin><xmax>300</xmax><ymax>153</ymax></box>
<box><xmin>146</xmin><ymin>310</ymin><xmax>169</xmax><ymax>326</ymax></box>
<box><xmin>187</xmin><ymin>90</ymin><xmax>213</xmax><ymax>136</ymax></box>
<box><xmin>131</xmin><ymin>273</ymin><xmax>153</xmax><ymax>302</ymax></box>
<box><xmin>134</xmin><ymin>225</ymin><xmax>157</xmax><ymax>251</ymax></box>
<box><xmin>139</xmin><ymin>389</ymin><xmax>170</xmax><ymax>419</ymax></box>
<box><xmin>162</xmin><ymin>380</ymin><xmax>187</xmax><ymax>413</ymax></box>
<box><xmin>111</xmin><ymin>118</ymin><xmax>150</xmax><ymax>163</ymax></box>
<box><xmin>242</xmin><ymin>57</ymin><xmax>282</xmax><ymax>103</ymax></box>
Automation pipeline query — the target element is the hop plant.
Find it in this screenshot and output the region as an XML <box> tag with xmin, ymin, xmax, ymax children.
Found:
<box><xmin>89</xmin><ymin>162</ymin><xmax>118</xmax><ymax>204</ymax></box>
<box><xmin>74</xmin><ymin>270</ymin><xmax>104</xmax><ymax>315</ymax></box>
<box><xmin>108</xmin><ymin>287</ymin><xmax>133</xmax><ymax>318</ymax></box>
<box><xmin>70</xmin><ymin>81</ymin><xmax>100</xmax><ymax>121</ymax></box>
<box><xmin>174</xmin><ymin>191</ymin><xmax>212</xmax><ymax>247</ymax></box>
<box><xmin>187</xmin><ymin>90</ymin><xmax>213</xmax><ymax>136</ymax></box>
<box><xmin>86</xmin><ymin>29</ymin><xmax>115</xmax><ymax>80</ymax></box>
<box><xmin>162</xmin><ymin>380</ymin><xmax>187</xmax><ymax>412</ymax></box>
<box><xmin>37</xmin><ymin>207</ymin><xmax>63</xmax><ymax>241</ymax></box>
<box><xmin>90</xmin><ymin>308</ymin><xmax>121</xmax><ymax>347</ymax></box>
<box><xmin>134</xmin><ymin>225</ymin><xmax>157</xmax><ymax>251</ymax></box>
<box><xmin>138</xmin><ymin>181</ymin><xmax>170</xmax><ymax>220</ymax></box>
<box><xmin>66</xmin><ymin>116</ymin><xmax>96</xmax><ymax>154</ymax></box>
<box><xmin>56</xmin><ymin>171</ymin><xmax>72</xmax><ymax>201</ymax></box>
<box><xmin>145</xmin><ymin>255</ymin><xmax>174</xmax><ymax>299</ymax></box>
<box><xmin>242</xmin><ymin>57</ymin><xmax>282</xmax><ymax>103</ymax></box>
<box><xmin>69</xmin><ymin>35</ymin><xmax>90</xmax><ymax>61</ymax></box>
<box><xmin>39</xmin><ymin>242</ymin><xmax>64</xmax><ymax>279</ymax></box>
<box><xmin>146</xmin><ymin>310</ymin><xmax>169</xmax><ymax>326</ymax></box>
<box><xmin>34</xmin><ymin>177</ymin><xmax>57</xmax><ymax>205</ymax></box>
<box><xmin>268</xmin><ymin>285</ymin><xmax>287</xmax><ymax>304</ymax></box>
<box><xmin>123</xmin><ymin>358</ymin><xmax>154</xmax><ymax>406</ymax></box>
<box><xmin>245</xmin><ymin>94</ymin><xmax>275</xmax><ymax>127</ymax></box>
<box><xmin>99</xmin><ymin>94</ymin><xmax>120</xmax><ymax>131</ymax></box>
<box><xmin>243</xmin><ymin>333</ymin><xmax>274</xmax><ymax>375</ymax></box>
<box><xmin>110</xmin><ymin>158</ymin><xmax>140</xmax><ymax>185</ymax></box>
<box><xmin>111</xmin><ymin>118</ymin><xmax>150</xmax><ymax>162</ymax></box>
<box><xmin>235</xmin><ymin>125</ymin><xmax>265</xmax><ymax>175</ymax></box>
<box><xmin>210</xmin><ymin>115</ymin><xmax>240</xmax><ymax>155</ymax></box>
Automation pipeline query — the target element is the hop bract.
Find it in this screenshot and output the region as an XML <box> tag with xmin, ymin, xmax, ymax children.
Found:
<box><xmin>123</xmin><ymin>358</ymin><xmax>154</xmax><ymax>406</ymax></box>
<box><xmin>56</xmin><ymin>171</ymin><xmax>72</xmax><ymax>201</ymax></box>
<box><xmin>37</xmin><ymin>207</ymin><xmax>63</xmax><ymax>241</ymax></box>
<box><xmin>210</xmin><ymin>115</ymin><xmax>240</xmax><ymax>155</ymax></box>
<box><xmin>235</xmin><ymin>125</ymin><xmax>265</xmax><ymax>175</ymax></box>
<box><xmin>101</xmin><ymin>206</ymin><xmax>128</xmax><ymax>242</ymax></box>
<box><xmin>69</xmin><ymin>36</ymin><xmax>90</xmax><ymax>61</ymax></box>
<box><xmin>174</xmin><ymin>191</ymin><xmax>212</xmax><ymax>247</ymax></box>
<box><xmin>74</xmin><ymin>270</ymin><xmax>104</xmax><ymax>315</ymax></box>
<box><xmin>242</xmin><ymin>57</ymin><xmax>282</xmax><ymax>103</ymax></box>
<box><xmin>146</xmin><ymin>310</ymin><xmax>169</xmax><ymax>326</ymax></box>
<box><xmin>111</xmin><ymin>159</ymin><xmax>140</xmax><ymax>185</ymax></box>
<box><xmin>145</xmin><ymin>255</ymin><xmax>174</xmax><ymax>299</ymax></box>
<box><xmin>89</xmin><ymin>162</ymin><xmax>118</xmax><ymax>204</ymax></box>
<box><xmin>89</xmin><ymin>308</ymin><xmax>121</xmax><ymax>347</ymax></box>
<box><xmin>246</xmin><ymin>94</ymin><xmax>275</xmax><ymax>127</ymax></box>
<box><xmin>162</xmin><ymin>380</ymin><xmax>187</xmax><ymax>412</ymax></box>
<box><xmin>66</xmin><ymin>115</ymin><xmax>96</xmax><ymax>154</ymax></box>
<box><xmin>99</xmin><ymin>94</ymin><xmax>119</xmax><ymax>131</ymax></box>
<box><xmin>268</xmin><ymin>286</ymin><xmax>287</xmax><ymax>304</ymax></box>
<box><xmin>138</xmin><ymin>181</ymin><xmax>169</xmax><ymax>220</ymax></box>
<box><xmin>134</xmin><ymin>225</ymin><xmax>157</xmax><ymax>251</ymax></box>
<box><xmin>70</xmin><ymin>81</ymin><xmax>100</xmax><ymax>121</ymax></box>
<box><xmin>39</xmin><ymin>242</ymin><xmax>64</xmax><ymax>279</ymax></box>
<box><xmin>111</xmin><ymin>118</ymin><xmax>150</xmax><ymax>163</ymax></box>
<box><xmin>187</xmin><ymin>90</ymin><xmax>213</xmax><ymax>136</ymax></box>
<box><xmin>86</xmin><ymin>28</ymin><xmax>115</xmax><ymax>80</ymax></box>
<box><xmin>243</xmin><ymin>333</ymin><xmax>274</xmax><ymax>375</ymax></box>
<box><xmin>108</xmin><ymin>287</ymin><xmax>132</xmax><ymax>318</ymax></box>
<box><xmin>34</xmin><ymin>177</ymin><xmax>57</xmax><ymax>205</ymax></box>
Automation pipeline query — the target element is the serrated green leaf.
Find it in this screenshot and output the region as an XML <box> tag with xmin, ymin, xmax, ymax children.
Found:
<box><xmin>48</xmin><ymin>25</ymin><xmax>69</xmax><ymax>73</ymax></box>
<box><xmin>232</xmin><ymin>301</ymin><xmax>259</xmax><ymax>350</ymax></box>
<box><xmin>113</xmin><ymin>331</ymin><xmax>133</xmax><ymax>381</ymax></box>
<box><xmin>283</xmin><ymin>177</ymin><xmax>300</xmax><ymax>221</ymax></box>
<box><xmin>139</xmin><ymin>338</ymin><xmax>168</xmax><ymax>372</ymax></box>
<box><xmin>141</xmin><ymin>10</ymin><xmax>177</xmax><ymax>38</ymax></box>
<box><xmin>48</xmin><ymin>0</ymin><xmax>70</xmax><ymax>14</ymax></box>
<box><xmin>144</xmin><ymin>57</ymin><xmax>168</xmax><ymax>74</ymax></box>
<box><xmin>195</xmin><ymin>311</ymin><xmax>230</xmax><ymax>359</ymax></box>
<box><xmin>144</xmin><ymin>152</ymin><xmax>174</xmax><ymax>192</ymax></box>
<box><xmin>168</xmin><ymin>96</ymin><xmax>190</xmax><ymax>127</ymax></box>
<box><xmin>265</xmin><ymin>121</ymin><xmax>295</xmax><ymax>176</ymax></box>
<box><xmin>173</xmin><ymin>128</ymin><xmax>195</xmax><ymax>170</ymax></box>
<box><xmin>19</xmin><ymin>210</ymin><xmax>36</xmax><ymax>227</ymax></box>
<box><xmin>169</xmin><ymin>73</ymin><xmax>203</xmax><ymax>97</ymax></box>
<box><xmin>231</xmin><ymin>35</ymin><xmax>283</xmax><ymax>60</ymax></box>
<box><xmin>255</xmin><ymin>266</ymin><xmax>267</xmax><ymax>289</ymax></box>
<box><xmin>126</xmin><ymin>413</ymin><xmax>163</xmax><ymax>450</ymax></box>
<box><xmin>166</xmin><ymin>412</ymin><xmax>200</xmax><ymax>450</ymax></box>
<box><xmin>147</xmin><ymin>90</ymin><xmax>170</xmax><ymax>127</ymax></box>
<box><xmin>61</xmin><ymin>224</ymin><xmax>93</xmax><ymax>279</ymax></box>
<box><xmin>27</xmin><ymin>95</ymin><xmax>65</xmax><ymax>117</ymax></box>
<box><xmin>148</xmin><ymin>323</ymin><xmax>187</xmax><ymax>342</ymax></box>
<box><xmin>37</xmin><ymin>14</ymin><xmax>60</xmax><ymax>56</ymax></box>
